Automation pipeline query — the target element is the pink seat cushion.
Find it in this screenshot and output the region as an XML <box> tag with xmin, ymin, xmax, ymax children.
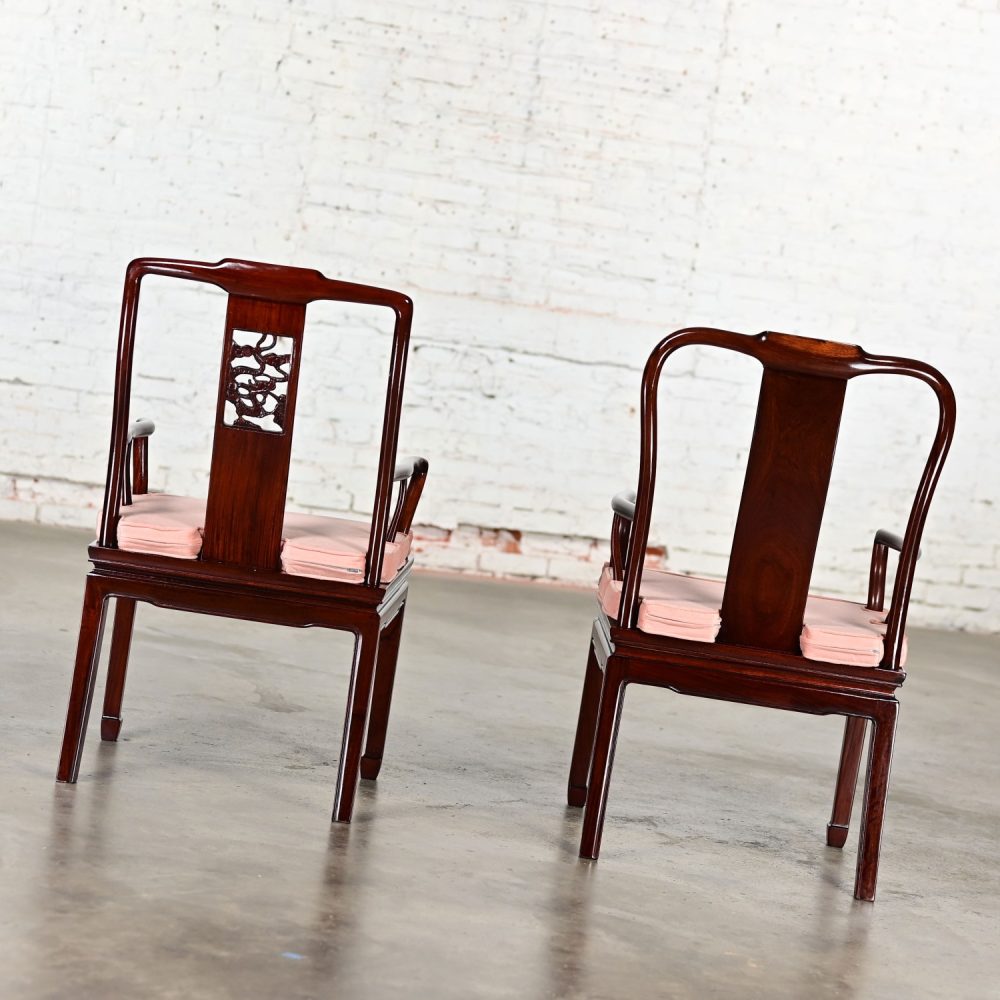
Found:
<box><xmin>114</xmin><ymin>494</ymin><xmax>410</xmax><ymax>584</ymax></box>
<box><xmin>800</xmin><ymin>595</ymin><xmax>907</xmax><ymax>668</ymax></box>
<box><xmin>596</xmin><ymin>564</ymin><xmax>906</xmax><ymax>667</ymax></box>
<box><xmin>116</xmin><ymin>493</ymin><xmax>206</xmax><ymax>558</ymax></box>
<box><xmin>598</xmin><ymin>564</ymin><xmax>723</xmax><ymax>642</ymax></box>
<box><xmin>281</xmin><ymin>514</ymin><xmax>411</xmax><ymax>584</ymax></box>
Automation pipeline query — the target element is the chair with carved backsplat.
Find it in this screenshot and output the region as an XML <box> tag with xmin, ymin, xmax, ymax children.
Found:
<box><xmin>57</xmin><ymin>257</ymin><xmax>429</xmax><ymax>823</ymax></box>
<box><xmin>566</xmin><ymin>329</ymin><xmax>954</xmax><ymax>901</ymax></box>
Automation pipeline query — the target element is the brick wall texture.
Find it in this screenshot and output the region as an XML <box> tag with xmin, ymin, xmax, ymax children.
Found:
<box><xmin>2</xmin><ymin>1</ymin><xmax>997</xmax><ymax>631</ymax></box>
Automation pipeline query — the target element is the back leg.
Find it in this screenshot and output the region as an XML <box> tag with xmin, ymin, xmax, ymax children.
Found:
<box><xmin>101</xmin><ymin>597</ymin><xmax>137</xmax><ymax>741</ymax></box>
<box><xmin>827</xmin><ymin>716</ymin><xmax>867</xmax><ymax>847</ymax></box>
<box><xmin>57</xmin><ymin>577</ymin><xmax>110</xmax><ymax>782</ymax></box>
<box><xmin>567</xmin><ymin>642</ymin><xmax>603</xmax><ymax>807</ymax></box>
<box><xmin>360</xmin><ymin>603</ymin><xmax>406</xmax><ymax>781</ymax></box>
<box><xmin>332</xmin><ymin>624</ymin><xmax>380</xmax><ymax>823</ymax></box>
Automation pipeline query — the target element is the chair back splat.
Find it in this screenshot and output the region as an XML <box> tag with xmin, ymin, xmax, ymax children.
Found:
<box><xmin>571</xmin><ymin>325</ymin><xmax>955</xmax><ymax>901</ymax></box>
<box><xmin>202</xmin><ymin>296</ymin><xmax>305</xmax><ymax>570</ymax></box>
<box><xmin>720</xmin><ymin>367</ymin><xmax>846</xmax><ymax>651</ymax></box>
<box><xmin>61</xmin><ymin>257</ymin><xmax>428</xmax><ymax>826</ymax></box>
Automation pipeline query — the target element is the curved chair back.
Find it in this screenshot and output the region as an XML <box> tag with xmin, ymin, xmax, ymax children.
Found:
<box><xmin>97</xmin><ymin>257</ymin><xmax>413</xmax><ymax>587</ymax></box>
<box><xmin>618</xmin><ymin>329</ymin><xmax>955</xmax><ymax>669</ymax></box>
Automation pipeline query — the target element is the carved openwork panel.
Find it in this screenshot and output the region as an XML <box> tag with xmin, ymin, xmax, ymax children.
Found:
<box><xmin>223</xmin><ymin>330</ymin><xmax>294</xmax><ymax>433</ymax></box>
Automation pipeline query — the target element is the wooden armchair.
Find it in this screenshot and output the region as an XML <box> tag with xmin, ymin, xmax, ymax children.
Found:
<box><xmin>567</xmin><ymin>329</ymin><xmax>955</xmax><ymax>900</ymax></box>
<box><xmin>57</xmin><ymin>257</ymin><xmax>429</xmax><ymax>823</ymax></box>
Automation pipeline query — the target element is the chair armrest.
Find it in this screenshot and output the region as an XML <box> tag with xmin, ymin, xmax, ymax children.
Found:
<box><xmin>123</xmin><ymin>418</ymin><xmax>155</xmax><ymax>503</ymax></box>
<box><xmin>393</xmin><ymin>456</ymin><xmax>421</xmax><ymax>481</ymax></box>
<box><xmin>127</xmin><ymin>417</ymin><xmax>156</xmax><ymax>441</ymax></box>
<box><xmin>867</xmin><ymin>529</ymin><xmax>920</xmax><ymax>612</ymax></box>
<box><xmin>611</xmin><ymin>490</ymin><xmax>636</xmax><ymax>521</ymax></box>
<box><xmin>609</xmin><ymin>490</ymin><xmax>637</xmax><ymax>578</ymax></box>
<box><xmin>388</xmin><ymin>456</ymin><xmax>429</xmax><ymax>536</ymax></box>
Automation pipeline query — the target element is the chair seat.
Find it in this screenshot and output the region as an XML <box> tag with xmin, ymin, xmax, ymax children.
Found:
<box><xmin>115</xmin><ymin>493</ymin><xmax>411</xmax><ymax>583</ymax></box>
<box><xmin>597</xmin><ymin>565</ymin><xmax>906</xmax><ymax>667</ymax></box>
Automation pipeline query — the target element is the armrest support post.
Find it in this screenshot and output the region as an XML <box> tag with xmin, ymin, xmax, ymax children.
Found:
<box><xmin>120</xmin><ymin>418</ymin><xmax>155</xmax><ymax>509</ymax></box>
<box><xmin>132</xmin><ymin>437</ymin><xmax>149</xmax><ymax>496</ymax></box>
<box><xmin>388</xmin><ymin>456</ymin><xmax>429</xmax><ymax>537</ymax></box>
<box><xmin>609</xmin><ymin>491</ymin><xmax>635</xmax><ymax>581</ymax></box>
<box><xmin>866</xmin><ymin>539</ymin><xmax>889</xmax><ymax>612</ymax></box>
<box><xmin>387</xmin><ymin>480</ymin><xmax>406</xmax><ymax>539</ymax></box>
<box><xmin>867</xmin><ymin>528</ymin><xmax>920</xmax><ymax>614</ymax></box>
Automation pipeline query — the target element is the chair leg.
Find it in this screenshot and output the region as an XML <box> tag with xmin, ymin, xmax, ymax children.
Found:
<box><xmin>826</xmin><ymin>716</ymin><xmax>867</xmax><ymax>847</ymax></box>
<box><xmin>57</xmin><ymin>578</ymin><xmax>110</xmax><ymax>783</ymax></box>
<box><xmin>331</xmin><ymin>624</ymin><xmax>381</xmax><ymax>823</ymax></box>
<box><xmin>579</xmin><ymin>659</ymin><xmax>627</xmax><ymax>860</ymax></box>
<box><xmin>360</xmin><ymin>604</ymin><xmax>406</xmax><ymax>781</ymax></box>
<box><xmin>854</xmin><ymin>703</ymin><xmax>899</xmax><ymax>902</ymax></box>
<box><xmin>567</xmin><ymin>643</ymin><xmax>603</xmax><ymax>807</ymax></box>
<box><xmin>100</xmin><ymin>597</ymin><xmax>137</xmax><ymax>741</ymax></box>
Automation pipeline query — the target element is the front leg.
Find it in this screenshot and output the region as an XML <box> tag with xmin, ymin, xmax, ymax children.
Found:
<box><xmin>331</xmin><ymin>622</ymin><xmax>381</xmax><ymax>823</ymax></box>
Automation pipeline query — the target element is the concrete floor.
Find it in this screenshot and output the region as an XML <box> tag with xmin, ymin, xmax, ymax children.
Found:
<box><xmin>1</xmin><ymin>522</ymin><xmax>998</xmax><ymax>999</ymax></box>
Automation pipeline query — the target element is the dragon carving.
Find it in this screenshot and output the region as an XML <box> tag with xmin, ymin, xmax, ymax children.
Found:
<box><xmin>224</xmin><ymin>331</ymin><xmax>293</xmax><ymax>433</ymax></box>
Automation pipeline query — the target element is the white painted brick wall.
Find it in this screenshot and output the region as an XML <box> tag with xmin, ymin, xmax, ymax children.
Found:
<box><xmin>1</xmin><ymin>0</ymin><xmax>997</xmax><ymax>631</ymax></box>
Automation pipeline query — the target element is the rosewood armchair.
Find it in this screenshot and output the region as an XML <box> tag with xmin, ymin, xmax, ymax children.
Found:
<box><xmin>567</xmin><ymin>329</ymin><xmax>955</xmax><ymax>900</ymax></box>
<box><xmin>57</xmin><ymin>257</ymin><xmax>429</xmax><ymax>823</ymax></box>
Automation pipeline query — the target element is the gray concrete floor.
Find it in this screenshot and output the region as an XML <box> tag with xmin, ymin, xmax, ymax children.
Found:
<box><xmin>1</xmin><ymin>521</ymin><xmax>998</xmax><ymax>999</ymax></box>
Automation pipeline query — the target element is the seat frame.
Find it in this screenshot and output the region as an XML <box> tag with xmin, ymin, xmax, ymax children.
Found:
<box><xmin>58</xmin><ymin>258</ymin><xmax>428</xmax><ymax>824</ymax></box>
<box><xmin>567</xmin><ymin>328</ymin><xmax>955</xmax><ymax>901</ymax></box>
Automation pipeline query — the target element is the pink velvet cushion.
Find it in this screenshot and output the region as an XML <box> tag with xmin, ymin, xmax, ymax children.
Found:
<box><xmin>114</xmin><ymin>494</ymin><xmax>411</xmax><ymax>584</ymax></box>
<box><xmin>800</xmin><ymin>596</ymin><xmax>907</xmax><ymax>668</ymax></box>
<box><xmin>596</xmin><ymin>564</ymin><xmax>906</xmax><ymax>667</ymax></box>
<box><xmin>597</xmin><ymin>564</ymin><xmax>723</xmax><ymax>642</ymax></box>
<box><xmin>281</xmin><ymin>514</ymin><xmax>411</xmax><ymax>584</ymax></box>
<box><xmin>116</xmin><ymin>493</ymin><xmax>206</xmax><ymax>559</ymax></box>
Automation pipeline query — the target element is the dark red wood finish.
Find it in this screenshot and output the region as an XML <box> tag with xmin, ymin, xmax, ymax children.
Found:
<box><xmin>58</xmin><ymin>257</ymin><xmax>429</xmax><ymax>825</ymax></box>
<box><xmin>567</xmin><ymin>328</ymin><xmax>955</xmax><ymax>901</ymax></box>
<box><xmin>201</xmin><ymin>296</ymin><xmax>306</xmax><ymax>570</ymax></box>
<box><xmin>718</xmin><ymin>369</ymin><xmax>846</xmax><ymax>652</ymax></box>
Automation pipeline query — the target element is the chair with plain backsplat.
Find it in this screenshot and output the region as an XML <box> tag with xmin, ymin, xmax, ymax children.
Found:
<box><xmin>57</xmin><ymin>257</ymin><xmax>429</xmax><ymax>823</ymax></box>
<box><xmin>566</xmin><ymin>328</ymin><xmax>954</xmax><ymax>900</ymax></box>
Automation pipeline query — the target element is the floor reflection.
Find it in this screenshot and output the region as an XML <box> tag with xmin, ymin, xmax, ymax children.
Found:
<box><xmin>541</xmin><ymin>808</ymin><xmax>597</xmax><ymax>998</ymax></box>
